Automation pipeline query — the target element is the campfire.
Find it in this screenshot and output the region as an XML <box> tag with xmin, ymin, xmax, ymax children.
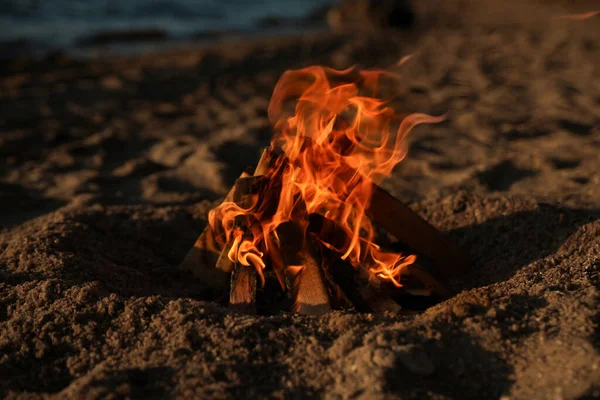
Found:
<box><xmin>181</xmin><ymin>66</ymin><xmax>468</xmax><ymax>315</ymax></box>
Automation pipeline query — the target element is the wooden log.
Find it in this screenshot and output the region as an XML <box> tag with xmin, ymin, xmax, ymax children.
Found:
<box><xmin>264</xmin><ymin>231</ymin><xmax>287</xmax><ymax>291</ymax></box>
<box><xmin>310</xmin><ymin>209</ymin><xmax>451</xmax><ymax>310</ymax></box>
<box><xmin>379</xmin><ymin>241</ymin><xmax>454</xmax><ymax>299</ymax></box>
<box><xmin>403</xmin><ymin>263</ymin><xmax>453</xmax><ymax>298</ymax></box>
<box><xmin>307</xmin><ymin>213</ymin><xmax>364</xmax><ymax>310</ymax></box>
<box><xmin>276</xmin><ymin>221</ymin><xmax>331</xmax><ymax>316</ymax></box>
<box><xmin>180</xmin><ymin>148</ymin><xmax>273</xmax><ymax>291</ymax></box>
<box><xmin>226</xmin><ymin>149</ymin><xmax>275</xmax><ymax>313</ymax></box>
<box><xmin>181</xmin><ymin>147</ymin><xmax>272</xmax><ymax>267</ymax></box>
<box><xmin>223</xmin><ymin>190</ymin><xmax>263</xmax><ymax>313</ymax></box>
<box><xmin>308</xmin><ymin>213</ymin><xmax>404</xmax><ymax>313</ymax></box>
<box><xmin>179</xmin><ymin>168</ymin><xmax>253</xmax><ymax>290</ymax></box>
<box><xmin>367</xmin><ymin>185</ymin><xmax>469</xmax><ymax>279</ymax></box>
<box><xmin>277</xmin><ymin>138</ymin><xmax>468</xmax><ymax>280</ymax></box>
<box><xmin>355</xmin><ymin>281</ymin><xmax>403</xmax><ymax>314</ymax></box>
<box><xmin>229</xmin><ymin>258</ymin><xmax>258</xmax><ymax>314</ymax></box>
<box><xmin>323</xmin><ymin>256</ymin><xmax>372</xmax><ymax>312</ymax></box>
<box><xmin>226</xmin><ymin>181</ymin><xmax>257</xmax><ymax>312</ymax></box>
<box><xmin>289</xmin><ymin>242</ymin><xmax>332</xmax><ymax>316</ymax></box>
<box><xmin>254</xmin><ymin>147</ymin><xmax>273</xmax><ymax>175</ymax></box>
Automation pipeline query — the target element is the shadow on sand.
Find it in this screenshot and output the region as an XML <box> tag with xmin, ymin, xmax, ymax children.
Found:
<box><xmin>447</xmin><ymin>203</ymin><xmax>600</xmax><ymax>290</ymax></box>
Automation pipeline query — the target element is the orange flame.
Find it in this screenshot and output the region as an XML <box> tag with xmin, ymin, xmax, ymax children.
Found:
<box><xmin>209</xmin><ymin>66</ymin><xmax>444</xmax><ymax>287</ymax></box>
<box><xmin>557</xmin><ymin>10</ymin><xmax>599</xmax><ymax>21</ymax></box>
<box><xmin>396</xmin><ymin>53</ymin><xmax>414</xmax><ymax>67</ymax></box>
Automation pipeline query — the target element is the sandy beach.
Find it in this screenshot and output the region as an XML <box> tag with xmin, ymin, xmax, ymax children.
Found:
<box><xmin>1</xmin><ymin>1</ymin><xmax>599</xmax><ymax>398</ymax></box>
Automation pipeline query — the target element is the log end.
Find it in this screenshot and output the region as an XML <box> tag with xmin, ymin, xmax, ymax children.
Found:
<box><xmin>288</xmin><ymin>262</ymin><xmax>332</xmax><ymax>316</ymax></box>
<box><xmin>229</xmin><ymin>264</ymin><xmax>258</xmax><ymax>315</ymax></box>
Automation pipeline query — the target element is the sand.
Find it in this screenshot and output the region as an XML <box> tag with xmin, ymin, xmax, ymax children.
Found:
<box><xmin>1</xmin><ymin>1</ymin><xmax>599</xmax><ymax>398</ymax></box>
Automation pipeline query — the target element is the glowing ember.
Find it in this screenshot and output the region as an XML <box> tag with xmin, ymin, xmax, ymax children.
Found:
<box><xmin>557</xmin><ymin>10</ymin><xmax>599</xmax><ymax>21</ymax></box>
<box><xmin>208</xmin><ymin>66</ymin><xmax>444</xmax><ymax>289</ymax></box>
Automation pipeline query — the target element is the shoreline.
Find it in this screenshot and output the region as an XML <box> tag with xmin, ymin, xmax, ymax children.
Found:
<box><xmin>0</xmin><ymin>25</ymin><xmax>332</xmax><ymax>62</ymax></box>
<box><xmin>0</xmin><ymin>1</ymin><xmax>332</xmax><ymax>62</ymax></box>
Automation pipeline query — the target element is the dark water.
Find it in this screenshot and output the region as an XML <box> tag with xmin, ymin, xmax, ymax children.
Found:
<box><xmin>0</xmin><ymin>0</ymin><xmax>332</xmax><ymax>54</ymax></box>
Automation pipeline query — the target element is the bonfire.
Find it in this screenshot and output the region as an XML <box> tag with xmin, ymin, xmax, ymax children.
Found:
<box><xmin>181</xmin><ymin>66</ymin><xmax>468</xmax><ymax>315</ymax></box>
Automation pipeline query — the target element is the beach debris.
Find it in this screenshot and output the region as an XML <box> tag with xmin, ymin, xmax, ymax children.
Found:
<box><xmin>181</xmin><ymin>66</ymin><xmax>468</xmax><ymax>315</ymax></box>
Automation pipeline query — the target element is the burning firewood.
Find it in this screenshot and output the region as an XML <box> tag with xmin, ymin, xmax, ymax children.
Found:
<box><xmin>368</xmin><ymin>186</ymin><xmax>468</xmax><ymax>280</ymax></box>
<box><xmin>181</xmin><ymin>65</ymin><xmax>469</xmax><ymax>315</ymax></box>
<box><xmin>220</xmin><ymin>150</ymin><xmax>274</xmax><ymax>313</ymax></box>
<box><xmin>276</xmin><ymin>220</ymin><xmax>331</xmax><ymax>316</ymax></box>
<box><xmin>180</xmin><ymin>150</ymin><xmax>272</xmax><ymax>292</ymax></box>
<box><xmin>179</xmin><ymin>167</ymin><xmax>253</xmax><ymax>294</ymax></box>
